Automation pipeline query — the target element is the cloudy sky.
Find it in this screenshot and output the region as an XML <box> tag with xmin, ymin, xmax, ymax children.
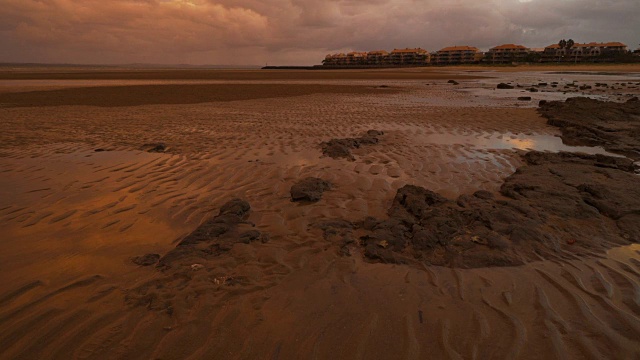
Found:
<box><xmin>0</xmin><ymin>0</ymin><xmax>638</xmax><ymax>65</ymax></box>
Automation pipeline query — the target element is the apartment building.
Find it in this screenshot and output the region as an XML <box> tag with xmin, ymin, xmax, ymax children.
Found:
<box><xmin>321</xmin><ymin>41</ymin><xmax>630</xmax><ymax>67</ymax></box>
<box><xmin>486</xmin><ymin>44</ymin><xmax>530</xmax><ymax>63</ymax></box>
<box><xmin>323</xmin><ymin>48</ymin><xmax>429</xmax><ymax>66</ymax></box>
<box><xmin>541</xmin><ymin>42</ymin><xmax>628</xmax><ymax>62</ymax></box>
<box><xmin>323</xmin><ymin>53</ymin><xmax>346</xmax><ymax>66</ymax></box>
<box><xmin>433</xmin><ymin>46</ymin><xmax>483</xmax><ymax>65</ymax></box>
<box><xmin>366</xmin><ymin>50</ymin><xmax>389</xmax><ymax>65</ymax></box>
<box><xmin>389</xmin><ymin>48</ymin><xmax>430</xmax><ymax>65</ymax></box>
<box><xmin>346</xmin><ymin>51</ymin><xmax>368</xmax><ymax>65</ymax></box>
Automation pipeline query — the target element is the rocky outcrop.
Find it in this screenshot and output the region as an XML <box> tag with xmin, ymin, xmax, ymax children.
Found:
<box><xmin>158</xmin><ymin>198</ymin><xmax>267</xmax><ymax>268</ymax></box>
<box><xmin>320</xmin><ymin>130</ymin><xmax>384</xmax><ymax>160</ymax></box>
<box><xmin>317</xmin><ymin>152</ymin><xmax>640</xmax><ymax>268</ymax></box>
<box><xmin>291</xmin><ymin>177</ymin><xmax>332</xmax><ymax>202</ymax></box>
<box><xmin>538</xmin><ymin>97</ymin><xmax>640</xmax><ymax>160</ymax></box>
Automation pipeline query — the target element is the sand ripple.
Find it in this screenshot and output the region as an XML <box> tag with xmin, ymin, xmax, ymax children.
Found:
<box><xmin>0</xmin><ymin>77</ymin><xmax>638</xmax><ymax>358</ymax></box>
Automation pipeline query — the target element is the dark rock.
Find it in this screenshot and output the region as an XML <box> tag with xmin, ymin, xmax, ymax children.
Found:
<box><xmin>239</xmin><ymin>230</ymin><xmax>262</xmax><ymax>243</ymax></box>
<box><xmin>517</xmin><ymin>96</ymin><xmax>532</xmax><ymax>101</ymax></box>
<box><xmin>362</xmin><ymin>216</ymin><xmax>380</xmax><ymax>231</ymax></box>
<box><xmin>627</xmin><ymin>96</ymin><xmax>639</xmax><ymax>102</ymax></box>
<box><xmin>448</xmin><ymin>80</ymin><xmax>459</xmax><ymax>85</ymax></box>
<box><xmin>160</xmin><ymin>198</ymin><xmax>256</xmax><ymax>261</ymax></box>
<box><xmin>291</xmin><ymin>177</ymin><xmax>331</xmax><ymax>202</ymax></box>
<box><xmin>133</xmin><ymin>253</ymin><xmax>160</xmax><ymax>266</ymax></box>
<box><xmin>219</xmin><ymin>199</ymin><xmax>251</xmax><ymax>217</ymax></box>
<box><xmin>314</xmin><ymin>220</ymin><xmax>354</xmax><ymax>240</ymax></box>
<box><xmin>126</xmin><ymin>199</ymin><xmax>270</xmax><ymax>313</ymax></box>
<box><xmin>497</xmin><ymin>83</ymin><xmax>514</xmax><ymax>89</ymax></box>
<box><xmin>527</xmin><ymin>88</ymin><xmax>539</xmax><ymax>93</ymax></box>
<box><xmin>538</xmin><ymin>97</ymin><xmax>640</xmax><ymax>160</ymax></box>
<box><xmin>320</xmin><ymin>130</ymin><xmax>384</xmax><ymax>160</ymax></box>
<box><xmin>142</xmin><ymin>143</ymin><xmax>166</xmax><ymax>153</ymax></box>
<box><xmin>345</xmin><ymin>151</ymin><xmax>640</xmax><ymax>268</ymax></box>
<box><xmin>322</xmin><ymin>140</ymin><xmax>356</xmax><ymax>160</ymax></box>
<box><xmin>390</xmin><ymin>185</ymin><xmax>448</xmax><ymax>219</ymax></box>
<box><xmin>94</xmin><ymin>148</ymin><xmax>106</xmax><ymax>152</ymax></box>
<box><xmin>473</xmin><ymin>190</ymin><xmax>494</xmax><ymax>200</ymax></box>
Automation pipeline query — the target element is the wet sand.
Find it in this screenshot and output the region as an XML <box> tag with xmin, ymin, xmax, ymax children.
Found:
<box><xmin>0</xmin><ymin>68</ymin><xmax>488</xmax><ymax>81</ymax></box>
<box><xmin>0</xmin><ymin>68</ymin><xmax>639</xmax><ymax>359</ymax></box>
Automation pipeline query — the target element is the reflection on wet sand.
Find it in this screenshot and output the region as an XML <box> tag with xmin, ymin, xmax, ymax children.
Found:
<box><xmin>417</xmin><ymin>130</ymin><xmax>618</xmax><ymax>155</ymax></box>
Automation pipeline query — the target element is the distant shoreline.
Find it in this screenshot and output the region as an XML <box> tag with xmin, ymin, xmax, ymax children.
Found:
<box><xmin>0</xmin><ymin>63</ymin><xmax>262</xmax><ymax>70</ymax></box>
<box><xmin>263</xmin><ymin>63</ymin><xmax>640</xmax><ymax>71</ymax></box>
<box><xmin>1</xmin><ymin>64</ymin><xmax>639</xmax><ymax>82</ymax></box>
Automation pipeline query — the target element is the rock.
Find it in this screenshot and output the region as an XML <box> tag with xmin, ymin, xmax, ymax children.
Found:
<box><xmin>219</xmin><ymin>199</ymin><xmax>251</xmax><ymax>217</ymax></box>
<box><xmin>473</xmin><ymin>190</ymin><xmax>494</xmax><ymax>200</ymax></box>
<box><xmin>126</xmin><ymin>199</ymin><xmax>270</xmax><ymax>312</ymax></box>
<box><xmin>161</xmin><ymin>198</ymin><xmax>257</xmax><ymax>260</ymax></box>
<box><xmin>497</xmin><ymin>83</ymin><xmax>514</xmax><ymax>89</ymax></box>
<box><xmin>337</xmin><ymin>151</ymin><xmax>640</xmax><ymax>268</ymax></box>
<box><xmin>322</xmin><ymin>140</ymin><xmax>356</xmax><ymax>160</ymax></box>
<box><xmin>291</xmin><ymin>177</ymin><xmax>332</xmax><ymax>202</ymax></box>
<box><xmin>527</xmin><ymin>88</ymin><xmax>539</xmax><ymax>92</ymax></box>
<box><xmin>448</xmin><ymin>80</ymin><xmax>459</xmax><ymax>85</ymax></box>
<box><xmin>538</xmin><ymin>97</ymin><xmax>640</xmax><ymax>160</ymax></box>
<box><xmin>94</xmin><ymin>148</ymin><xmax>106</xmax><ymax>152</ymax></box>
<box><xmin>517</xmin><ymin>96</ymin><xmax>532</xmax><ymax>101</ymax></box>
<box><xmin>142</xmin><ymin>143</ymin><xmax>166</xmax><ymax>153</ymax></box>
<box><xmin>133</xmin><ymin>253</ymin><xmax>160</xmax><ymax>266</ymax></box>
<box><xmin>239</xmin><ymin>230</ymin><xmax>262</xmax><ymax>243</ymax></box>
<box><xmin>627</xmin><ymin>96</ymin><xmax>639</xmax><ymax>102</ymax></box>
<box><xmin>320</xmin><ymin>130</ymin><xmax>384</xmax><ymax>160</ymax></box>
<box><xmin>313</xmin><ymin>220</ymin><xmax>355</xmax><ymax>244</ymax></box>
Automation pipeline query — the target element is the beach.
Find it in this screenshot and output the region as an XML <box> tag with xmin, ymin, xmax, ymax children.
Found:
<box><xmin>1</xmin><ymin>65</ymin><xmax>639</xmax><ymax>359</ymax></box>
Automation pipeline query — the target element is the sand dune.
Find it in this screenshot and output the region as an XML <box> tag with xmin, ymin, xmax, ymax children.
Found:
<box><xmin>0</xmin><ymin>70</ymin><xmax>639</xmax><ymax>359</ymax></box>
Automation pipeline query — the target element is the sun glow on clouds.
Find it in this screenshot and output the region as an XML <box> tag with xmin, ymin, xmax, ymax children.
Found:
<box><xmin>0</xmin><ymin>0</ymin><xmax>637</xmax><ymax>65</ymax></box>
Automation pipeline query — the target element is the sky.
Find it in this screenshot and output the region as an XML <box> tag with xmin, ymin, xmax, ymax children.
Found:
<box><xmin>0</xmin><ymin>0</ymin><xmax>638</xmax><ymax>66</ymax></box>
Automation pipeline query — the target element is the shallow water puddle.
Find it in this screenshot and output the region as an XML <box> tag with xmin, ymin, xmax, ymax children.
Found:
<box><xmin>416</xmin><ymin>130</ymin><xmax>619</xmax><ymax>156</ymax></box>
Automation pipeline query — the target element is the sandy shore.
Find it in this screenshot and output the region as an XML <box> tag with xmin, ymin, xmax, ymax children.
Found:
<box><xmin>0</xmin><ymin>68</ymin><xmax>488</xmax><ymax>81</ymax></box>
<box><xmin>0</xmin><ymin>68</ymin><xmax>639</xmax><ymax>359</ymax></box>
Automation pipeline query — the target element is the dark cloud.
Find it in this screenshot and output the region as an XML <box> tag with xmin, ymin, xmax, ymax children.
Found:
<box><xmin>0</xmin><ymin>0</ymin><xmax>637</xmax><ymax>65</ymax></box>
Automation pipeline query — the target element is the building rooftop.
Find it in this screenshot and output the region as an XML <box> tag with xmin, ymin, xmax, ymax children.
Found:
<box><xmin>391</xmin><ymin>48</ymin><xmax>428</xmax><ymax>54</ymax></box>
<box><xmin>438</xmin><ymin>46</ymin><xmax>480</xmax><ymax>52</ymax></box>
<box><xmin>545</xmin><ymin>42</ymin><xmax>627</xmax><ymax>49</ymax></box>
<box><xmin>490</xmin><ymin>44</ymin><xmax>528</xmax><ymax>51</ymax></box>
